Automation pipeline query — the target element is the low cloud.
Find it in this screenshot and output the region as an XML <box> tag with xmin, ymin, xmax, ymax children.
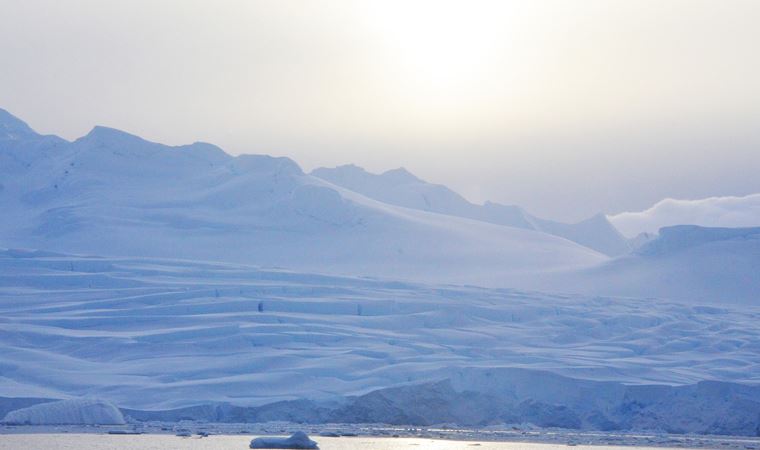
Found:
<box><xmin>609</xmin><ymin>193</ymin><xmax>760</xmax><ymax>237</ymax></box>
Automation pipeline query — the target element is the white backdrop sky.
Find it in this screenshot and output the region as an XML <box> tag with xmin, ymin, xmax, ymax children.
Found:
<box><xmin>1</xmin><ymin>0</ymin><xmax>759</xmax><ymax>220</ymax></box>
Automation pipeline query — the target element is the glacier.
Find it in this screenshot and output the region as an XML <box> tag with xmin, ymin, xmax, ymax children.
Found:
<box><xmin>0</xmin><ymin>249</ymin><xmax>759</xmax><ymax>435</ymax></box>
<box><xmin>1</xmin><ymin>108</ymin><xmax>760</xmax><ymax>436</ymax></box>
<box><xmin>112</xmin><ymin>368</ymin><xmax>760</xmax><ymax>436</ymax></box>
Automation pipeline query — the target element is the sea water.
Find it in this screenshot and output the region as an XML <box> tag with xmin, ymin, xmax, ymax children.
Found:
<box><xmin>0</xmin><ymin>434</ymin><xmax>702</xmax><ymax>450</ymax></box>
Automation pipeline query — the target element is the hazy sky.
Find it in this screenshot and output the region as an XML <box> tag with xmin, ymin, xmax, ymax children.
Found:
<box><xmin>2</xmin><ymin>0</ymin><xmax>759</xmax><ymax>221</ymax></box>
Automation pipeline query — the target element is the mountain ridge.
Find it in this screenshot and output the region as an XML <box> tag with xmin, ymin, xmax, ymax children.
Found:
<box><xmin>312</xmin><ymin>164</ymin><xmax>631</xmax><ymax>256</ymax></box>
<box><xmin>0</xmin><ymin>108</ymin><xmax>605</xmax><ymax>288</ymax></box>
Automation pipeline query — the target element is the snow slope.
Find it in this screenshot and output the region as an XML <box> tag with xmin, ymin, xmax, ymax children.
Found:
<box><xmin>312</xmin><ymin>164</ymin><xmax>631</xmax><ymax>256</ymax></box>
<box><xmin>0</xmin><ymin>109</ymin><xmax>604</xmax><ymax>287</ymax></box>
<box><xmin>556</xmin><ymin>225</ymin><xmax>760</xmax><ymax>304</ymax></box>
<box><xmin>1</xmin><ymin>249</ymin><xmax>758</xmax><ymax>411</ymax></box>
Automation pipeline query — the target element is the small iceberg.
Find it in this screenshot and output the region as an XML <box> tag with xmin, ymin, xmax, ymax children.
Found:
<box><xmin>250</xmin><ymin>431</ymin><xmax>319</xmax><ymax>449</ymax></box>
<box><xmin>1</xmin><ymin>398</ymin><xmax>125</xmax><ymax>425</ymax></box>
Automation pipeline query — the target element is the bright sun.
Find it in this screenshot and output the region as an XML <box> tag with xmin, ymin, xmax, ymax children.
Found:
<box><xmin>360</xmin><ymin>0</ymin><xmax>520</xmax><ymax>96</ymax></box>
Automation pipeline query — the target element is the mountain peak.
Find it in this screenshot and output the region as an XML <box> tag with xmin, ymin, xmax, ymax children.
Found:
<box><xmin>233</xmin><ymin>153</ymin><xmax>304</xmax><ymax>176</ymax></box>
<box><xmin>580</xmin><ymin>212</ymin><xmax>615</xmax><ymax>226</ymax></box>
<box><xmin>313</xmin><ymin>164</ymin><xmax>423</xmax><ymax>186</ymax></box>
<box><xmin>74</xmin><ymin>126</ymin><xmax>158</xmax><ymax>153</ymax></box>
<box><xmin>0</xmin><ymin>108</ymin><xmax>38</xmax><ymax>140</ymax></box>
<box><xmin>335</xmin><ymin>163</ymin><xmax>366</xmax><ymax>172</ymax></box>
<box><xmin>311</xmin><ymin>164</ymin><xmax>367</xmax><ymax>178</ymax></box>
<box><xmin>82</xmin><ymin>125</ymin><xmax>146</xmax><ymax>142</ymax></box>
<box><xmin>380</xmin><ymin>167</ymin><xmax>421</xmax><ymax>183</ymax></box>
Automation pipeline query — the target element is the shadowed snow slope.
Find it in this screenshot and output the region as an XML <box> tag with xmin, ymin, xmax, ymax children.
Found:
<box><xmin>0</xmin><ymin>109</ymin><xmax>604</xmax><ymax>287</ymax></box>
<box><xmin>2</xmin><ymin>398</ymin><xmax>124</xmax><ymax>425</ymax></box>
<box><xmin>312</xmin><ymin>164</ymin><xmax>631</xmax><ymax>256</ymax></box>
<box><xmin>1</xmin><ymin>250</ymin><xmax>758</xmax><ymax>411</ymax></box>
<box><xmin>556</xmin><ymin>225</ymin><xmax>760</xmax><ymax>304</ymax></box>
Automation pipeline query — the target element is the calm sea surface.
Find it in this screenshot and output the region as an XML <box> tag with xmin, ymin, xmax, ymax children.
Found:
<box><xmin>0</xmin><ymin>434</ymin><xmax>699</xmax><ymax>450</ymax></box>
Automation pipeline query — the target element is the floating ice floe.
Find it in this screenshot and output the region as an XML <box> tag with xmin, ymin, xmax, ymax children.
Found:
<box><xmin>250</xmin><ymin>431</ymin><xmax>319</xmax><ymax>449</ymax></box>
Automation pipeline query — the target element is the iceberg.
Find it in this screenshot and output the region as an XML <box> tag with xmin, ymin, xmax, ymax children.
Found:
<box><xmin>2</xmin><ymin>398</ymin><xmax>125</xmax><ymax>425</ymax></box>
<box><xmin>250</xmin><ymin>432</ymin><xmax>319</xmax><ymax>449</ymax></box>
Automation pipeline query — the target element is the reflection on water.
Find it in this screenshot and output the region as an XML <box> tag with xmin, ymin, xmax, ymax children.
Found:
<box><xmin>0</xmin><ymin>435</ymin><xmax>699</xmax><ymax>450</ymax></box>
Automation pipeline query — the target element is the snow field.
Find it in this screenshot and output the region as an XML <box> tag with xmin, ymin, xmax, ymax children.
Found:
<box><xmin>1</xmin><ymin>250</ymin><xmax>758</xmax><ymax>410</ymax></box>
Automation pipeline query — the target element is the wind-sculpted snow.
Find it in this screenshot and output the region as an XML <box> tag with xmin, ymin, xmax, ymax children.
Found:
<box><xmin>0</xmin><ymin>250</ymin><xmax>758</xmax><ymax>411</ymax></box>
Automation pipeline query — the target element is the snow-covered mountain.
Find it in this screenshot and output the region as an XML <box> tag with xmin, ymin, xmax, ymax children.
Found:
<box><xmin>312</xmin><ymin>164</ymin><xmax>631</xmax><ymax>256</ymax></box>
<box><xmin>560</xmin><ymin>225</ymin><xmax>760</xmax><ymax>304</ymax></box>
<box><xmin>3</xmin><ymin>108</ymin><xmax>760</xmax><ymax>435</ymax></box>
<box><xmin>0</xmin><ymin>109</ymin><xmax>605</xmax><ymax>288</ymax></box>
